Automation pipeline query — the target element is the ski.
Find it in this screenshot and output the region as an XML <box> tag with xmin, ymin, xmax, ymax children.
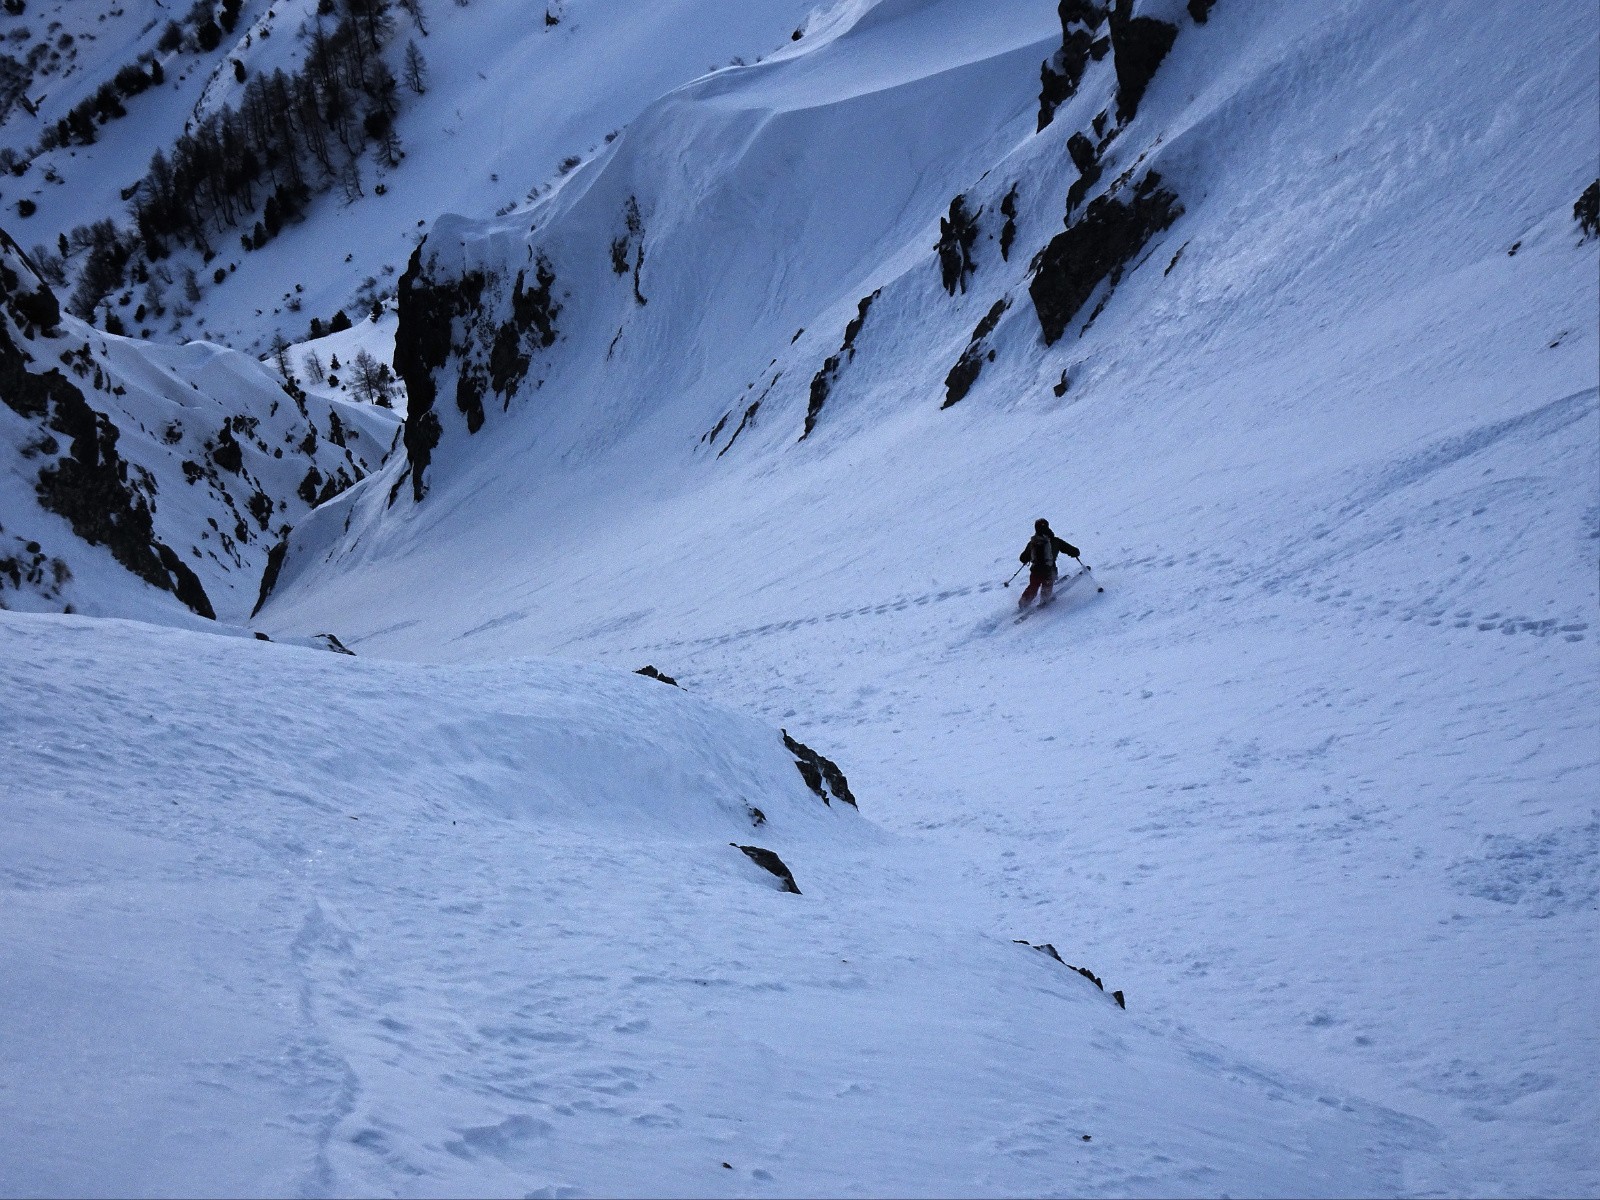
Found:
<box><xmin>1013</xmin><ymin>566</ymin><xmax>1096</xmax><ymax>622</ymax></box>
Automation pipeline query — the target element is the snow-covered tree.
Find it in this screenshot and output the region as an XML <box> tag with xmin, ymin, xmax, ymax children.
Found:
<box><xmin>403</xmin><ymin>40</ymin><xmax>428</xmax><ymax>93</ymax></box>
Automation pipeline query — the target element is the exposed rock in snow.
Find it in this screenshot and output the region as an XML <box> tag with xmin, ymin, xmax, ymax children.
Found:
<box><xmin>943</xmin><ymin>296</ymin><xmax>1011</xmax><ymax>408</ymax></box>
<box><xmin>0</xmin><ymin>225</ymin><xmax>392</xmax><ymax>620</ymax></box>
<box><xmin>1037</xmin><ymin>0</ymin><xmax>1108</xmax><ymax>132</ymax></box>
<box><xmin>783</xmin><ymin>729</ymin><xmax>858</xmax><ymax>809</ymax></box>
<box><xmin>1108</xmin><ymin>0</ymin><xmax>1179</xmax><ymax>123</ymax></box>
<box><xmin>803</xmin><ymin>289</ymin><xmax>879</xmax><ymax>440</ymax></box>
<box><xmin>935</xmin><ymin>194</ymin><xmax>982</xmax><ymax>296</ymax></box>
<box><xmin>732</xmin><ymin>842</ymin><xmax>802</xmax><ymax>893</ymax></box>
<box><xmin>393</xmin><ymin>242</ymin><xmax>559</xmax><ymax>500</ymax></box>
<box><xmin>1577</xmin><ymin>180</ymin><xmax>1599</xmax><ymax>240</ymax></box>
<box><xmin>1029</xmin><ymin>171</ymin><xmax>1181</xmax><ymax>345</ymax></box>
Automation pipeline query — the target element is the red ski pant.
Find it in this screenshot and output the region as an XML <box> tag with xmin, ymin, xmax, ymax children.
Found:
<box><xmin>1019</xmin><ymin>568</ymin><xmax>1056</xmax><ymax>607</ymax></box>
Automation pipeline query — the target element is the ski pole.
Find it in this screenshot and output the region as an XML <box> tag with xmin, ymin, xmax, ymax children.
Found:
<box><xmin>1002</xmin><ymin>563</ymin><xmax>1026</xmax><ymax>587</ymax></box>
<box><xmin>1073</xmin><ymin>555</ymin><xmax>1104</xmax><ymax>592</ymax></box>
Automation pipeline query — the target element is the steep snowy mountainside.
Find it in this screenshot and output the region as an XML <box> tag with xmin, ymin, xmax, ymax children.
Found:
<box><xmin>0</xmin><ymin>0</ymin><xmax>826</xmax><ymax>355</ymax></box>
<box><xmin>0</xmin><ymin>608</ymin><xmax>1440</xmax><ymax>1197</ymax></box>
<box><xmin>268</xmin><ymin>0</ymin><xmax>1597</xmax><ymax>599</ymax></box>
<box><xmin>255</xmin><ymin>0</ymin><xmax>1600</xmax><ymax>1193</ymax></box>
<box><xmin>0</xmin><ymin>228</ymin><xmax>394</xmax><ymax>621</ymax></box>
<box><xmin>377</xmin><ymin>0</ymin><xmax>1063</xmax><ymax>502</ymax></box>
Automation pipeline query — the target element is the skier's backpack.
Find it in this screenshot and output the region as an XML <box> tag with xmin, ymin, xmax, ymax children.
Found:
<box><xmin>1028</xmin><ymin>533</ymin><xmax>1057</xmax><ymax>571</ymax></box>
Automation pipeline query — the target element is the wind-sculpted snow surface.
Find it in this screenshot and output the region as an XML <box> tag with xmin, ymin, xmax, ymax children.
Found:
<box><xmin>0</xmin><ymin>610</ymin><xmax>1439</xmax><ymax>1196</ymax></box>
<box><xmin>0</xmin><ymin>228</ymin><xmax>393</xmax><ymax>621</ymax></box>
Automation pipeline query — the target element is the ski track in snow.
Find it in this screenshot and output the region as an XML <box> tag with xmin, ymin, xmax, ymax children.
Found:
<box><xmin>608</xmin><ymin>563</ymin><xmax>1589</xmax><ymax>660</ymax></box>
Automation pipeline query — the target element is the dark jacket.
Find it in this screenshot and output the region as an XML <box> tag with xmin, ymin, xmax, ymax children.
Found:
<box><xmin>1020</xmin><ymin>532</ymin><xmax>1077</xmax><ymax>576</ymax></box>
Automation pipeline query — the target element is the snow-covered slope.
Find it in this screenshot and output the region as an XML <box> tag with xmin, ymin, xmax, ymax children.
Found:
<box><xmin>251</xmin><ymin>0</ymin><xmax>1599</xmax><ymax>1193</ymax></box>
<box><xmin>0</xmin><ymin>0</ymin><xmax>829</xmax><ymax>354</ymax></box>
<box><xmin>3</xmin><ymin>0</ymin><xmax>1597</xmax><ymax>1194</ymax></box>
<box><xmin>0</xmin><ymin>228</ymin><xmax>394</xmax><ymax>621</ymax></box>
<box><xmin>0</xmin><ymin>608</ymin><xmax>1441</xmax><ymax>1197</ymax></box>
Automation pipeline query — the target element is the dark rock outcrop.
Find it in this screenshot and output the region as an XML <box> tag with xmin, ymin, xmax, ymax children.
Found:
<box><xmin>781</xmin><ymin>730</ymin><xmax>858</xmax><ymax>808</ymax></box>
<box><xmin>0</xmin><ymin>230</ymin><xmax>59</xmax><ymax>334</ymax></box>
<box><xmin>936</xmin><ymin>196</ymin><xmax>981</xmax><ymax>295</ymax></box>
<box><xmin>1108</xmin><ymin>0</ymin><xmax>1178</xmax><ymax>123</ymax></box>
<box><xmin>0</xmin><ymin>283</ymin><xmax>206</xmax><ymax>611</ymax></box>
<box><xmin>731</xmin><ymin>843</ymin><xmax>801</xmax><ymax>894</ymax></box>
<box><xmin>943</xmin><ymin>297</ymin><xmax>1010</xmax><ymax>408</ymax></box>
<box><xmin>717</xmin><ymin>398</ymin><xmax>761</xmax><ymax>457</ymax></box>
<box><xmin>610</xmin><ymin>196</ymin><xmax>646</xmax><ymax>304</ymax></box>
<box><xmin>999</xmin><ymin>185</ymin><xmax>1020</xmax><ymax>261</ymax></box>
<box><xmin>707</xmin><ymin>370</ymin><xmax>782</xmax><ymax>458</ymax></box>
<box><xmin>0</xmin><ymin>224</ymin><xmax>384</xmax><ymax>618</ymax></box>
<box><xmin>1015</xmin><ymin>940</ymin><xmax>1126</xmax><ymax>1008</ymax></box>
<box><xmin>1029</xmin><ymin>171</ymin><xmax>1182</xmax><ymax>345</ymax></box>
<box><xmin>489</xmin><ymin>258</ymin><xmax>559</xmax><ymax>400</ymax></box>
<box><xmin>1187</xmin><ymin>0</ymin><xmax>1215</xmax><ymax>22</ymax></box>
<box><xmin>1576</xmin><ymin>180</ymin><xmax>1599</xmax><ymax>240</ymax></box>
<box><xmin>804</xmin><ymin>357</ymin><xmax>840</xmax><ymax>441</ymax></box>
<box><xmin>394</xmin><ymin>242</ymin><xmax>484</xmax><ymax>501</ymax></box>
<box><xmin>251</xmin><ymin>536</ymin><xmax>290</xmax><ymax>616</ymax></box>
<box><xmin>1065</xmin><ymin>132</ymin><xmax>1103</xmax><ymax>214</ymax></box>
<box><xmin>155</xmin><ymin>543</ymin><xmax>216</xmax><ymax>619</ymax></box>
<box><xmin>0</xmin><ymin>530</ymin><xmax>70</xmax><ymax>604</ymax></box>
<box><xmin>1037</xmin><ymin>1</ymin><xmax>1108</xmax><ymax>132</ymax></box>
<box><xmin>24</xmin><ymin>378</ymin><xmax>213</xmax><ymax>614</ymax></box>
<box><xmin>802</xmin><ymin>290</ymin><xmax>879</xmax><ymax>439</ymax></box>
<box><xmin>394</xmin><ymin>239</ymin><xmax>559</xmax><ymax>501</ymax></box>
<box><xmin>635</xmin><ymin>664</ymin><xmax>679</xmax><ymax>686</ymax></box>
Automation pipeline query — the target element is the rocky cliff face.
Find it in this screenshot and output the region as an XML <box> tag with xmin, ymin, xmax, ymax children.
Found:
<box><xmin>0</xmin><ymin>228</ymin><xmax>393</xmax><ymax>620</ymax></box>
<box><xmin>393</xmin><ymin>241</ymin><xmax>560</xmax><ymax>503</ymax></box>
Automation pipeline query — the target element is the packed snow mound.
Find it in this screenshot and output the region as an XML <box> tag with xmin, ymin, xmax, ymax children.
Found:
<box><xmin>0</xmin><ymin>608</ymin><xmax>1440</xmax><ymax>1197</ymax></box>
<box><xmin>0</xmin><ymin>227</ymin><xmax>394</xmax><ymax>621</ymax></box>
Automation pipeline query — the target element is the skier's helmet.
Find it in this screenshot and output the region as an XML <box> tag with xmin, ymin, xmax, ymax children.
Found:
<box><xmin>1035</xmin><ymin>518</ymin><xmax>1050</xmax><ymax>533</ymax></box>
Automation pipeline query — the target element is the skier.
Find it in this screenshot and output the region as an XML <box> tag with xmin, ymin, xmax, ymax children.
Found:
<box><xmin>1017</xmin><ymin>518</ymin><xmax>1079</xmax><ymax>608</ymax></box>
